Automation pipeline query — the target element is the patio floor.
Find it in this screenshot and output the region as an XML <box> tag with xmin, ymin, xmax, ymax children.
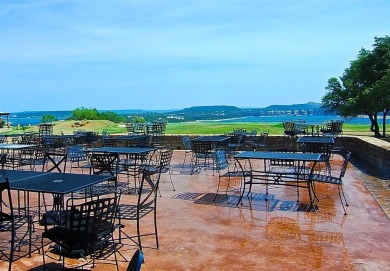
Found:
<box><xmin>1</xmin><ymin>150</ymin><xmax>390</xmax><ymax>271</ymax></box>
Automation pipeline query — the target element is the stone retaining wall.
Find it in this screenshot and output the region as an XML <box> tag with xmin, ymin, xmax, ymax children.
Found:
<box><xmin>152</xmin><ymin>135</ymin><xmax>390</xmax><ymax>175</ymax></box>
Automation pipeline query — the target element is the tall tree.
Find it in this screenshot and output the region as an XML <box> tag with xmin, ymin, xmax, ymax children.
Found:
<box><xmin>369</xmin><ymin>36</ymin><xmax>390</xmax><ymax>136</ymax></box>
<box><xmin>322</xmin><ymin>35</ymin><xmax>390</xmax><ymax>138</ymax></box>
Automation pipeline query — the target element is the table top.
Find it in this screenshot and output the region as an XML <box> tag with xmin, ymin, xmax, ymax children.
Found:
<box><xmin>112</xmin><ymin>135</ymin><xmax>149</xmax><ymax>140</ymax></box>
<box><xmin>0</xmin><ymin>143</ymin><xmax>35</xmax><ymax>149</ymax></box>
<box><xmin>296</xmin><ymin>136</ymin><xmax>335</xmax><ymax>144</ymax></box>
<box><xmin>86</xmin><ymin>146</ymin><xmax>156</xmax><ymax>155</ymax></box>
<box><xmin>1</xmin><ymin>169</ymin><xmax>112</xmax><ymax>194</ymax></box>
<box><xmin>193</xmin><ymin>136</ymin><xmax>229</xmax><ymax>142</ymax></box>
<box><xmin>42</xmin><ymin>135</ymin><xmax>77</xmax><ymax>139</ymax></box>
<box><xmin>235</xmin><ymin>151</ymin><xmax>322</xmax><ymax>161</ymax></box>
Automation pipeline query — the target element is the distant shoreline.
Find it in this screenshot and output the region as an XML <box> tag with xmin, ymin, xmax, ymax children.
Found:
<box><xmin>6</xmin><ymin>111</ymin><xmax>375</xmax><ymax>126</ymax></box>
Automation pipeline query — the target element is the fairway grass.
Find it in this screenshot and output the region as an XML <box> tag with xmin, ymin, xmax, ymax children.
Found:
<box><xmin>2</xmin><ymin>120</ymin><xmax>378</xmax><ymax>137</ymax></box>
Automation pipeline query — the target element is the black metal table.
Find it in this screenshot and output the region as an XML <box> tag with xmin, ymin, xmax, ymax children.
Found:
<box><xmin>296</xmin><ymin>136</ymin><xmax>335</xmax><ymax>145</ymax></box>
<box><xmin>86</xmin><ymin>147</ymin><xmax>156</xmax><ymax>156</ymax></box>
<box><xmin>193</xmin><ymin>136</ymin><xmax>229</xmax><ymax>142</ymax></box>
<box><xmin>108</xmin><ymin>135</ymin><xmax>150</xmax><ymax>147</ymax></box>
<box><xmin>234</xmin><ymin>151</ymin><xmax>322</xmax><ymax>210</ymax></box>
<box><xmin>86</xmin><ymin>147</ymin><xmax>157</xmax><ymax>189</ymax></box>
<box><xmin>1</xmin><ymin>169</ymin><xmax>113</xmax><ymax>223</ymax></box>
<box><xmin>0</xmin><ymin>144</ymin><xmax>35</xmax><ymax>169</ymax></box>
<box><xmin>296</xmin><ymin>136</ymin><xmax>335</xmax><ymax>165</ymax></box>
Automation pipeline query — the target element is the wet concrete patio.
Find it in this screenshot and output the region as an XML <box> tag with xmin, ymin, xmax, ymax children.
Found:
<box><xmin>1</xmin><ymin>150</ymin><xmax>390</xmax><ymax>271</ymax></box>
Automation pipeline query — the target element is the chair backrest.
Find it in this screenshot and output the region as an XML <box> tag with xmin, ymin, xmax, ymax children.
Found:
<box><xmin>282</xmin><ymin>121</ymin><xmax>297</xmax><ymax>136</ymax></box>
<box><xmin>182</xmin><ymin>136</ymin><xmax>192</xmax><ymax>151</ymax></box>
<box><xmin>125</xmin><ymin>123</ymin><xmax>134</xmax><ymax>134</ymax></box>
<box><xmin>228</xmin><ymin>133</ymin><xmax>243</xmax><ymax>145</ymax></box>
<box><xmin>0</xmin><ymin>153</ymin><xmax>7</xmax><ymax>170</ymax></box>
<box><xmin>301</xmin><ymin>142</ymin><xmax>331</xmax><ymax>160</ymax></box>
<box><xmin>85</xmin><ymin>132</ymin><xmax>99</xmax><ymax>146</ymax></box>
<box><xmin>90</xmin><ymin>152</ymin><xmax>120</xmax><ymax>178</ymax></box>
<box><xmin>192</xmin><ymin>140</ymin><xmax>213</xmax><ymax>156</ymax></box>
<box><xmin>133</xmin><ymin>123</ymin><xmax>146</xmax><ymax>135</ymax></box>
<box><xmin>67</xmin><ymin>145</ymin><xmax>88</xmax><ymax>162</ymax></box>
<box><xmin>213</xmin><ymin>150</ymin><xmax>228</xmax><ymax>171</ymax></box>
<box><xmin>339</xmin><ymin>151</ymin><xmax>351</xmax><ymax>178</ymax></box>
<box><xmin>126</xmin><ymin>249</ymin><xmax>144</xmax><ymax>271</ymax></box>
<box><xmin>137</xmin><ymin>167</ymin><xmax>162</xmax><ymax>211</ymax></box>
<box><xmin>332</xmin><ymin>120</ymin><xmax>343</xmax><ymax>135</ymax></box>
<box><xmin>64</xmin><ymin>193</ymin><xmax>119</xmax><ymax>240</ymax></box>
<box><xmin>159</xmin><ymin>148</ymin><xmax>173</xmax><ymax>174</ymax></box>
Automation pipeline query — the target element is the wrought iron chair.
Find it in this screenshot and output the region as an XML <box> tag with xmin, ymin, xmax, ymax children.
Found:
<box><xmin>191</xmin><ymin>140</ymin><xmax>213</xmax><ymax>174</ymax></box>
<box><xmin>0</xmin><ymin>178</ymin><xmax>33</xmax><ymax>271</ymax></box>
<box><xmin>66</xmin><ymin>145</ymin><xmax>90</xmax><ymax>173</ymax></box>
<box><xmin>226</xmin><ymin>133</ymin><xmax>244</xmax><ymax>158</ymax></box>
<box><xmin>144</xmin><ymin>148</ymin><xmax>175</xmax><ymax>194</ymax></box>
<box><xmin>213</xmin><ymin>150</ymin><xmax>250</xmax><ymax>202</ymax></box>
<box><xmin>116</xmin><ymin>166</ymin><xmax>162</xmax><ymax>250</ymax></box>
<box><xmin>0</xmin><ymin>153</ymin><xmax>7</xmax><ymax>169</ymax></box>
<box><xmin>181</xmin><ymin>136</ymin><xmax>193</xmax><ymax>167</ymax></box>
<box><xmin>41</xmin><ymin>192</ymin><xmax>121</xmax><ymax>270</ymax></box>
<box><xmin>89</xmin><ymin>152</ymin><xmax>121</xmax><ymax>195</ymax></box>
<box><xmin>19</xmin><ymin>145</ymin><xmax>47</xmax><ymax>171</ymax></box>
<box><xmin>310</xmin><ymin>150</ymin><xmax>351</xmax><ymax>215</ymax></box>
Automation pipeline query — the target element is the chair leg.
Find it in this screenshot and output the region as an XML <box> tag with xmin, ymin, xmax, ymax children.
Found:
<box><xmin>137</xmin><ymin>216</ymin><xmax>142</xmax><ymax>250</ymax></box>
<box><xmin>340</xmin><ymin>185</ymin><xmax>349</xmax><ymax>206</ymax></box>
<box><xmin>9</xmin><ymin>230</ymin><xmax>15</xmax><ymax>271</ymax></box>
<box><xmin>213</xmin><ymin>176</ymin><xmax>222</xmax><ymax>202</ymax></box>
<box><xmin>154</xmin><ymin>208</ymin><xmax>159</xmax><ymax>249</ymax></box>
<box><xmin>111</xmin><ymin>235</ymin><xmax>120</xmax><ymax>271</ymax></box>
<box><xmin>168</xmin><ymin>171</ymin><xmax>175</xmax><ymax>191</ymax></box>
<box><xmin>338</xmin><ymin>186</ymin><xmax>347</xmax><ymax>215</ymax></box>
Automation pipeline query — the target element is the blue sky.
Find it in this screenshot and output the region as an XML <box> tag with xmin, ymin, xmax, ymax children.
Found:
<box><xmin>1</xmin><ymin>0</ymin><xmax>389</xmax><ymax>112</ymax></box>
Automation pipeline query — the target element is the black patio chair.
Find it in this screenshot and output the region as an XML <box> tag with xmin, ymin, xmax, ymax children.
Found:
<box><xmin>181</xmin><ymin>136</ymin><xmax>193</xmax><ymax>167</ymax></box>
<box><xmin>89</xmin><ymin>152</ymin><xmax>121</xmax><ymax>195</ymax></box>
<box><xmin>144</xmin><ymin>148</ymin><xmax>175</xmax><ymax>195</ymax></box>
<box><xmin>41</xmin><ymin>192</ymin><xmax>121</xmax><ymax>270</ymax></box>
<box><xmin>19</xmin><ymin>145</ymin><xmax>47</xmax><ymax>171</ymax></box>
<box><xmin>116</xmin><ymin>166</ymin><xmax>162</xmax><ymax>250</ymax></box>
<box><xmin>0</xmin><ymin>153</ymin><xmax>7</xmax><ymax>169</ymax></box>
<box><xmin>191</xmin><ymin>140</ymin><xmax>213</xmax><ymax>174</ymax></box>
<box><xmin>213</xmin><ymin>150</ymin><xmax>250</xmax><ymax>202</ymax></box>
<box><xmin>1</xmin><ymin>178</ymin><xmax>33</xmax><ymax>271</ymax></box>
<box><xmin>66</xmin><ymin>145</ymin><xmax>90</xmax><ymax>173</ymax></box>
<box><xmin>310</xmin><ymin>150</ymin><xmax>351</xmax><ymax>215</ymax></box>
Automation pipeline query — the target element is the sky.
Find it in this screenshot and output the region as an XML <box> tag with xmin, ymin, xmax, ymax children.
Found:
<box><xmin>1</xmin><ymin>0</ymin><xmax>389</xmax><ymax>112</ymax></box>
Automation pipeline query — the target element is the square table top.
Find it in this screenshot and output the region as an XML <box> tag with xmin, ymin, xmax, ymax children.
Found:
<box><xmin>42</xmin><ymin>135</ymin><xmax>77</xmax><ymax>139</ymax></box>
<box><xmin>86</xmin><ymin>146</ymin><xmax>156</xmax><ymax>155</ymax></box>
<box><xmin>1</xmin><ymin>169</ymin><xmax>112</xmax><ymax>194</ymax></box>
<box><xmin>296</xmin><ymin>137</ymin><xmax>335</xmax><ymax>144</ymax></box>
<box><xmin>193</xmin><ymin>136</ymin><xmax>230</xmax><ymax>142</ymax></box>
<box><xmin>235</xmin><ymin>151</ymin><xmax>322</xmax><ymax>162</ymax></box>
<box><xmin>111</xmin><ymin>135</ymin><xmax>149</xmax><ymax>140</ymax></box>
<box><xmin>0</xmin><ymin>143</ymin><xmax>35</xmax><ymax>150</ymax></box>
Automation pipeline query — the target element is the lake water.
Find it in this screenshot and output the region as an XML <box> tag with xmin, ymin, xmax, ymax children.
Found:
<box><xmin>4</xmin><ymin>111</ymin><xmax>375</xmax><ymax>126</ymax></box>
<box><xmin>196</xmin><ymin>115</ymin><xmax>373</xmax><ymax>125</ymax></box>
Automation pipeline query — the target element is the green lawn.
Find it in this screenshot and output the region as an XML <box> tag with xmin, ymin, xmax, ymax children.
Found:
<box><xmin>0</xmin><ymin>120</ymin><xmax>379</xmax><ymax>137</ymax></box>
<box><xmin>166</xmin><ymin>122</ymin><xmax>376</xmax><ymax>136</ymax></box>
